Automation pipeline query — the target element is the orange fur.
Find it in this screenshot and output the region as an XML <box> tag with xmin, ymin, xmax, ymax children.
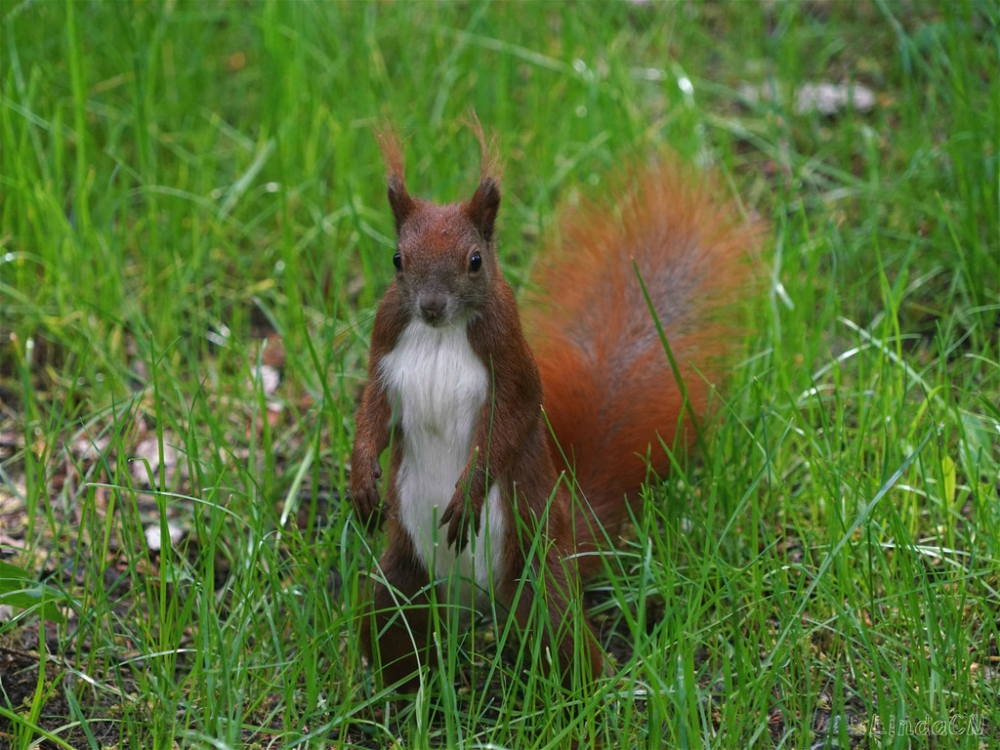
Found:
<box><xmin>373</xmin><ymin>123</ymin><xmax>407</xmax><ymax>185</ymax></box>
<box><xmin>462</xmin><ymin>111</ymin><xmax>505</xmax><ymax>185</ymax></box>
<box><xmin>523</xmin><ymin>159</ymin><xmax>759</xmax><ymax>575</ymax></box>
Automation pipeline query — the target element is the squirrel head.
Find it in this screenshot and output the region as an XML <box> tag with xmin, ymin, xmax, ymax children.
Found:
<box><xmin>375</xmin><ymin>118</ymin><xmax>503</xmax><ymax>328</ymax></box>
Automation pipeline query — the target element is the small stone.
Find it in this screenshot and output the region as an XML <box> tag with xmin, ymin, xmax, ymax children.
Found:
<box><xmin>144</xmin><ymin>522</ymin><xmax>184</xmax><ymax>552</ymax></box>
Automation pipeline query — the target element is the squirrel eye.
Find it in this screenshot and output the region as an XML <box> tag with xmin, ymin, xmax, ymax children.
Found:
<box><xmin>469</xmin><ymin>252</ymin><xmax>482</xmax><ymax>273</ymax></box>
<box><xmin>393</xmin><ymin>252</ymin><xmax>402</xmax><ymax>271</ymax></box>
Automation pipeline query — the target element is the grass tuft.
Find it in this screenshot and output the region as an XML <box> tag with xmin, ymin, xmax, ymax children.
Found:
<box><xmin>1</xmin><ymin>2</ymin><xmax>997</xmax><ymax>748</ymax></box>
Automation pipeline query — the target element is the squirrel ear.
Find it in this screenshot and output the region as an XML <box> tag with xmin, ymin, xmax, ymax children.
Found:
<box><xmin>466</xmin><ymin>177</ymin><xmax>501</xmax><ymax>242</ymax></box>
<box><xmin>387</xmin><ymin>175</ymin><xmax>416</xmax><ymax>234</ymax></box>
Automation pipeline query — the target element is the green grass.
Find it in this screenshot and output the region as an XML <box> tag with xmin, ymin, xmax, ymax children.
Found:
<box><xmin>1</xmin><ymin>1</ymin><xmax>998</xmax><ymax>748</ymax></box>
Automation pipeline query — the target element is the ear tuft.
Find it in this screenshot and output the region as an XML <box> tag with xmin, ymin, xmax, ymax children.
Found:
<box><xmin>374</xmin><ymin>123</ymin><xmax>416</xmax><ymax>233</ymax></box>
<box><xmin>461</xmin><ymin>111</ymin><xmax>503</xmax><ymax>241</ymax></box>
<box><xmin>463</xmin><ymin>110</ymin><xmax>505</xmax><ymax>185</ymax></box>
<box><xmin>466</xmin><ymin>177</ymin><xmax>501</xmax><ymax>242</ymax></box>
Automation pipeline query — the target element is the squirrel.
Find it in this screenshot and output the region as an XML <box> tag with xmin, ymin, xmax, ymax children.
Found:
<box><xmin>349</xmin><ymin>118</ymin><xmax>755</xmax><ymax>693</ymax></box>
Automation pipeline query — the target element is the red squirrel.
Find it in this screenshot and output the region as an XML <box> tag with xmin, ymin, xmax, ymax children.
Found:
<box><xmin>350</xmin><ymin>120</ymin><xmax>754</xmax><ymax>692</ymax></box>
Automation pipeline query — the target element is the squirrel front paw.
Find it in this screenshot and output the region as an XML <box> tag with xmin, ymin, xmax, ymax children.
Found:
<box><xmin>349</xmin><ymin>455</ymin><xmax>383</xmax><ymax>528</ymax></box>
<box><xmin>439</xmin><ymin>483</ymin><xmax>484</xmax><ymax>552</ymax></box>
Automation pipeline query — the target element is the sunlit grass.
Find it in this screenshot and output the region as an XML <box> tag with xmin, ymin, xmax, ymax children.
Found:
<box><xmin>1</xmin><ymin>2</ymin><xmax>997</xmax><ymax>748</ymax></box>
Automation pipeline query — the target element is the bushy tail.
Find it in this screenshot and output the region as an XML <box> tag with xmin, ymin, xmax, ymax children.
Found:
<box><xmin>522</xmin><ymin>158</ymin><xmax>759</xmax><ymax>576</ymax></box>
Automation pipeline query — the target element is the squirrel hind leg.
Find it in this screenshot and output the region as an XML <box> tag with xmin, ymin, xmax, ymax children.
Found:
<box><xmin>360</xmin><ymin>539</ymin><xmax>434</xmax><ymax>695</ymax></box>
<box><xmin>503</xmin><ymin>548</ymin><xmax>605</xmax><ymax>688</ymax></box>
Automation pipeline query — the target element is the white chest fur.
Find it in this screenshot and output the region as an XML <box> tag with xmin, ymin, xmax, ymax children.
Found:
<box><xmin>379</xmin><ymin>320</ymin><xmax>506</xmax><ymax>599</ymax></box>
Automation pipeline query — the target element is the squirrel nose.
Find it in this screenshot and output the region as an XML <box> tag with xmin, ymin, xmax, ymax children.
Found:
<box><xmin>419</xmin><ymin>294</ymin><xmax>448</xmax><ymax>324</ymax></box>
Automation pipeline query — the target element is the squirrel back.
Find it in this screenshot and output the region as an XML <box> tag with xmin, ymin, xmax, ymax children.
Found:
<box><xmin>523</xmin><ymin>160</ymin><xmax>756</xmax><ymax>574</ymax></box>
